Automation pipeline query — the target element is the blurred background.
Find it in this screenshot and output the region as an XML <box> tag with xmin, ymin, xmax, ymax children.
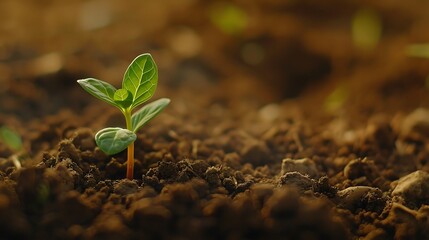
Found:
<box><xmin>1</xmin><ymin>0</ymin><xmax>429</xmax><ymax>122</ymax></box>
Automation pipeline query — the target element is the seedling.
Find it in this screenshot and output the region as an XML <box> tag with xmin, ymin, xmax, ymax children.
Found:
<box><xmin>77</xmin><ymin>53</ymin><xmax>170</xmax><ymax>179</ymax></box>
<box><xmin>0</xmin><ymin>126</ymin><xmax>24</xmax><ymax>169</ymax></box>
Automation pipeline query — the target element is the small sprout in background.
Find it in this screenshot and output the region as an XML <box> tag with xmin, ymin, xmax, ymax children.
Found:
<box><xmin>407</xmin><ymin>44</ymin><xmax>429</xmax><ymax>91</ymax></box>
<box><xmin>0</xmin><ymin>126</ymin><xmax>23</xmax><ymax>151</ymax></box>
<box><xmin>324</xmin><ymin>84</ymin><xmax>349</xmax><ymax>113</ymax></box>
<box><xmin>0</xmin><ymin>126</ymin><xmax>24</xmax><ymax>169</ymax></box>
<box><xmin>210</xmin><ymin>2</ymin><xmax>248</xmax><ymax>35</ymax></box>
<box><xmin>407</xmin><ymin>44</ymin><xmax>429</xmax><ymax>59</ymax></box>
<box><xmin>78</xmin><ymin>53</ymin><xmax>170</xmax><ymax>180</ymax></box>
<box><xmin>36</xmin><ymin>183</ymin><xmax>50</xmax><ymax>205</ymax></box>
<box><xmin>352</xmin><ymin>8</ymin><xmax>382</xmax><ymax>50</ymax></box>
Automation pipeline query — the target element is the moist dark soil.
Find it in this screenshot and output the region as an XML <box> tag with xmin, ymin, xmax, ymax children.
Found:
<box><xmin>2</xmin><ymin>1</ymin><xmax>429</xmax><ymax>240</ymax></box>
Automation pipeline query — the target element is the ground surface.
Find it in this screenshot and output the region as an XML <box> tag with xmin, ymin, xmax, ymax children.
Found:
<box><xmin>1</xmin><ymin>1</ymin><xmax>429</xmax><ymax>239</ymax></box>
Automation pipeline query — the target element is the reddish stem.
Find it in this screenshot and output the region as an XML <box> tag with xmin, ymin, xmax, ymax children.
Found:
<box><xmin>126</xmin><ymin>141</ymin><xmax>135</xmax><ymax>180</ymax></box>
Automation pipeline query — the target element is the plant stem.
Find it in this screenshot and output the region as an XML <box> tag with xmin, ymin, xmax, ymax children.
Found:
<box><xmin>124</xmin><ymin>109</ymin><xmax>135</xmax><ymax>180</ymax></box>
<box><xmin>127</xmin><ymin>141</ymin><xmax>134</xmax><ymax>180</ymax></box>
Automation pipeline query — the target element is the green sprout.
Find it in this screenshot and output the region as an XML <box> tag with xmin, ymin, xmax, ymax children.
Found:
<box><xmin>210</xmin><ymin>2</ymin><xmax>247</xmax><ymax>35</ymax></box>
<box><xmin>0</xmin><ymin>126</ymin><xmax>24</xmax><ymax>169</ymax></box>
<box><xmin>0</xmin><ymin>126</ymin><xmax>23</xmax><ymax>152</ymax></box>
<box><xmin>77</xmin><ymin>53</ymin><xmax>170</xmax><ymax>179</ymax></box>
<box><xmin>352</xmin><ymin>8</ymin><xmax>382</xmax><ymax>50</ymax></box>
<box><xmin>407</xmin><ymin>44</ymin><xmax>429</xmax><ymax>59</ymax></box>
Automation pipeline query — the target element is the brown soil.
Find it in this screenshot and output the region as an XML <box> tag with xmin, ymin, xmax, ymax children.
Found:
<box><xmin>2</xmin><ymin>1</ymin><xmax>429</xmax><ymax>239</ymax></box>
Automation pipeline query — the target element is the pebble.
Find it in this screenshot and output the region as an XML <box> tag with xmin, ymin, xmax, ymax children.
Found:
<box><xmin>281</xmin><ymin>158</ymin><xmax>319</xmax><ymax>178</ymax></box>
<box><xmin>392</xmin><ymin>170</ymin><xmax>429</xmax><ymax>205</ymax></box>
<box><xmin>343</xmin><ymin>158</ymin><xmax>378</xmax><ymax>180</ymax></box>
<box><xmin>258</xmin><ymin>103</ymin><xmax>280</xmax><ymax>122</ymax></box>
<box><xmin>337</xmin><ymin>186</ymin><xmax>382</xmax><ymax>210</ymax></box>
<box><xmin>401</xmin><ymin>108</ymin><xmax>429</xmax><ymax>137</ymax></box>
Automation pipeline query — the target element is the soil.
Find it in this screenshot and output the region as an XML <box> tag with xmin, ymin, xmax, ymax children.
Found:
<box><xmin>2</xmin><ymin>1</ymin><xmax>429</xmax><ymax>239</ymax></box>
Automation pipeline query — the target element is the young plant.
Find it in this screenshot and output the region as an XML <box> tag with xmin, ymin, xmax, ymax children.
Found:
<box><xmin>0</xmin><ymin>126</ymin><xmax>24</xmax><ymax>169</ymax></box>
<box><xmin>77</xmin><ymin>53</ymin><xmax>170</xmax><ymax>179</ymax></box>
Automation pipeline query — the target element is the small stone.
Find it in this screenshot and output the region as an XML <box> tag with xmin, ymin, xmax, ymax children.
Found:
<box><xmin>392</xmin><ymin>170</ymin><xmax>429</xmax><ymax>206</ymax></box>
<box><xmin>344</xmin><ymin>158</ymin><xmax>378</xmax><ymax>181</ymax></box>
<box><xmin>281</xmin><ymin>158</ymin><xmax>319</xmax><ymax>178</ymax></box>
<box><xmin>337</xmin><ymin>186</ymin><xmax>383</xmax><ymax>211</ymax></box>
<box><xmin>259</xmin><ymin>103</ymin><xmax>280</xmax><ymax>122</ymax></box>
<box><xmin>401</xmin><ymin>108</ymin><xmax>429</xmax><ymax>137</ymax></box>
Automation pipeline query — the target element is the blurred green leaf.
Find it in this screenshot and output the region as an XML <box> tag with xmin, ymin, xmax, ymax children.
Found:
<box><xmin>0</xmin><ymin>126</ymin><xmax>23</xmax><ymax>151</ymax></box>
<box><xmin>324</xmin><ymin>85</ymin><xmax>348</xmax><ymax>113</ymax></box>
<box><xmin>407</xmin><ymin>44</ymin><xmax>429</xmax><ymax>59</ymax></box>
<box><xmin>210</xmin><ymin>3</ymin><xmax>247</xmax><ymax>35</ymax></box>
<box><xmin>352</xmin><ymin>8</ymin><xmax>382</xmax><ymax>50</ymax></box>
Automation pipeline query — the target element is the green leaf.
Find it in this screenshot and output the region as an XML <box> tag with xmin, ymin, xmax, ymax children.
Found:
<box><xmin>114</xmin><ymin>89</ymin><xmax>133</xmax><ymax>108</ymax></box>
<box><xmin>95</xmin><ymin>127</ymin><xmax>136</xmax><ymax>155</ymax></box>
<box><xmin>0</xmin><ymin>126</ymin><xmax>23</xmax><ymax>151</ymax></box>
<box><xmin>132</xmin><ymin>98</ymin><xmax>170</xmax><ymax>132</ymax></box>
<box><xmin>122</xmin><ymin>53</ymin><xmax>158</xmax><ymax>109</ymax></box>
<box><xmin>77</xmin><ymin>78</ymin><xmax>120</xmax><ymax>108</ymax></box>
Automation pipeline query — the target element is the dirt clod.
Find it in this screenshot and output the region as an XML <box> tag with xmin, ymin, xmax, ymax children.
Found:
<box><xmin>281</xmin><ymin>158</ymin><xmax>319</xmax><ymax>178</ymax></box>
<box><xmin>113</xmin><ymin>179</ymin><xmax>139</xmax><ymax>195</ymax></box>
